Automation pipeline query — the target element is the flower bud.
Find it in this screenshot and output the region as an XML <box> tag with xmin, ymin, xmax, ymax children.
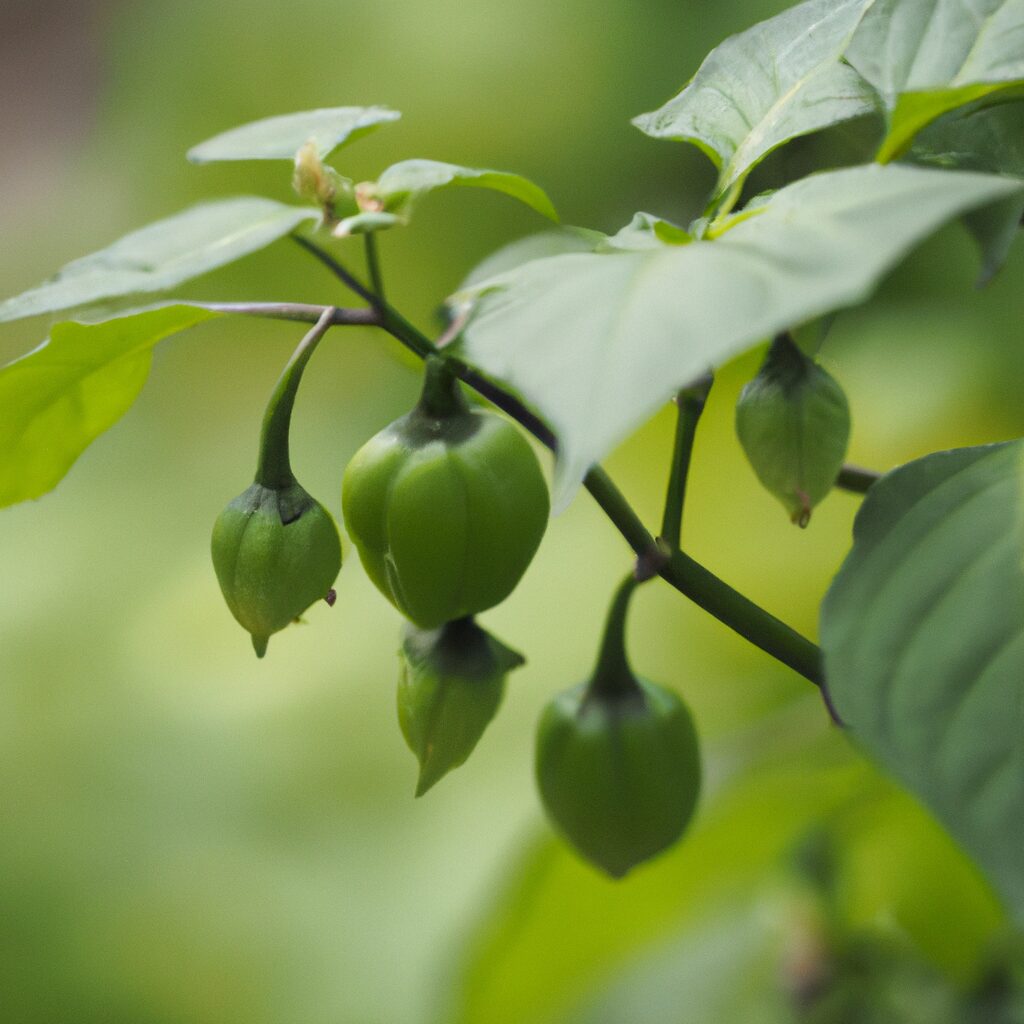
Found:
<box><xmin>397</xmin><ymin>617</ymin><xmax>524</xmax><ymax>796</ymax></box>
<box><xmin>211</xmin><ymin>481</ymin><xmax>341</xmax><ymax>657</ymax></box>
<box><xmin>736</xmin><ymin>333</ymin><xmax>850</xmax><ymax>526</ymax></box>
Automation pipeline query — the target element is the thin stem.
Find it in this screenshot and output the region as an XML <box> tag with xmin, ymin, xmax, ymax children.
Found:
<box><xmin>836</xmin><ymin>464</ymin><xmax>880</xmax><ymax>494</ymax></box>
<box><xmin>290</xmin><ymin>235</ymin><xmax>377</xmax><ymax>305</ymax></box>
<box><xmin>198</xmin><ymin>302</ymin><xmax>379</xmax><ymax>326</ymax></box>
<box><xmin>661</xmin><ymin>551</ymin><xmax>823</xmax><ymax>686</ymax></box>
<box><xmin>588</xmin><ymin>574</ymin><xmax>642</xmax><ymax>700</ymax></box>
<box><xmin>364</xmin><ymin>233</ymin><xmax>386</xmax><ymax>303</ymax></box>
<box><xmin>255</xmin><ymin>307</ymin><xmax>336</xmax><ymax>489</ymax></box>
<box><xmin>660</xmin><ymin>374</ymin><xmax>713</xmax><ymax>549</ymax></box>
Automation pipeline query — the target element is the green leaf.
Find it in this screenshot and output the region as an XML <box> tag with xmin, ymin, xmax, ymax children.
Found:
<box><xmin>359</xmin><ymin>159</ymin><xmax>558</xmax><ymax>222</ymax></box>
<box><xmin>633</xmin><ymin>0</ymin><xmax>877</xmax><ymax>201</ymax></box>
<box><xmin>820</xmin><ymin>441</ymin><xmax>1024</xmax><ymax>924</ymax></box>
<box><xmin>0</xmin><ymin>305</ymin><xmax>221</xmax><ymax>507</ymax></box>
<box><xmin>186</xmin><ymin>106</ymin><xmax>400</xmax><ymax>163</ymax></box>
<box><xmin>910</xmin><ymin>102</ymin><xmax>1024</xmax><ymax>283</ymax></box>
<box><xmin>599</xmin><ymin>213</ymin><xmax>691</xmax><ymax>251</ymax></box>
<box><xmin>333</xmin><ymin>211</ymin><xmax>404</xmax><ymax>237</ymax></box>
<box><xmin>455</xmin><ymin>165</ymin><xmax>1020</xmax><ymax>511</ymax></box>
<box><xmin>0</xmin><ymin>198</ymin><xmax>317</xmax><ymax>324</ymax></box>
<box><xmin>844</xmin><ymin>0</ymin><xmax>1024</xmax><ymax>161</ymax></box>
<box><xmin>459</xmin><ymin>229</ymin><xmax>605</xmax><ymax>292</ymax></box>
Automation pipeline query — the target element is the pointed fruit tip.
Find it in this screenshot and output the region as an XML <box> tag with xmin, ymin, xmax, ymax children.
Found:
<box><xmin>252</xmin><ymin>634</ymin><xmax>269</xmax><ymax>658</ymax></box>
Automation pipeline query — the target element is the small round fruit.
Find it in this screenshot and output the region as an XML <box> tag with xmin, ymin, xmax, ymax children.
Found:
<box><xmin>535</xmin><ymin>678</ymin><xmax>701</xmax><ymax>877</ymax></box>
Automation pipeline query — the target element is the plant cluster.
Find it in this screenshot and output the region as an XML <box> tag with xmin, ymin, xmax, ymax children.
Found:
<box><xmin>2</xmin><ymin>0</ymin><xmax>1023</xmax><ymax>898</ymax></box>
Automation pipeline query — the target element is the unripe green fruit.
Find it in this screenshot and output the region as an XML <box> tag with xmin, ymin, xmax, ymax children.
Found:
<box><xmin>342</xmin><ymin>359</ymin><xmax>549</xmax><ymax>629</ymax></box>
<box><xmin>535</xmin><ymin>678</ymin><xmax>701</xmax><ymax>878</ymax></box>
<box><xmin>398</xmin><ymin>617</ymin><xmax>524</xmax><ymax>796</ymax></box>
<box><xmin>211</xmin><ymin>481</ymin><xmax>342</xmax><ymax>657</ymax></box>
<box><xmin>736</xmin><ymin>333</ymin><xmax>850</xmax><ymax>527</ymax></box>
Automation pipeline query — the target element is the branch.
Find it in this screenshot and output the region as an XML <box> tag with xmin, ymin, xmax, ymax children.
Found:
<box><xmin>290</xmin><ymin>235</ymin><xmax>377</xmax><ymax>305</ymax></box>
<box><xmin>660</xmin><ymin>374</ymin><xmax>713</xmax><ymax>549</ymax></box>
<box><xmin>280</xmin><ymin>249</ymin><xmax>828</xmax><ymax>691</ymax></box>
<box><xmin>836</xmin><ymin>463</ymin><xmax>881</xmax><ymax>494</ymax></box>
<box><xmin>198</xmin><ymin>302</ymin><xmax>380</xmax><ymax>326</ymax></box>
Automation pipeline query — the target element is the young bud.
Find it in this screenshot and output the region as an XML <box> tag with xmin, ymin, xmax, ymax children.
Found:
<box><xmin>211</xmin><ymin>481</ymin><xmax>341</xmax><ymax>657</ymax></box>
<box><xmin>735</xmin><ymin>333</ymin><xmax>851</xmax><ymax>527</ymax></box>
<box><xmin>398</xmin><ymin>617</ymin><xmax>524</xmax><ymax>796</ymax></box>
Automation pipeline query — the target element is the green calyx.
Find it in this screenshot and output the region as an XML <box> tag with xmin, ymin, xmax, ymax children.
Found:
<box><xmin>397</xmin><ymin>617</ymin><xmax>524</xmax><ymax>796</ymax></box>
<box><xmin>534</xmin><ymin>575</ymin><xmax>702</xmax><ymax>877</ymax></box>
<box><xmin>342</xmin><ymin>357</ymin><xmax>550</xmax><ymax>629</ymax></box>
<box><xmin>211</xmin><ymin>482</ymin><xmax>341</xmax><ymax>657</ymax></box>
<box><xmin>212</xmin><ymin>310</ymin><xmax>341</xmax><ymax>656</ymax></box>
<box><xmin>735</xmin><ymin>333</ymin><xmax>851</xmax><ymax>527</ymax></box>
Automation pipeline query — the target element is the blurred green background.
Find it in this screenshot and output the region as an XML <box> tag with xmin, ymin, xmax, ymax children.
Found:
<box><xmin>2</xmin><ymin>0</ymin><xmax>1023</xmax><ymax>1021</ymax></box>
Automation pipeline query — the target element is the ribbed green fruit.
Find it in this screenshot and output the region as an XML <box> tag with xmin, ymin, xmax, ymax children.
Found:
<box><xmin>736</xmin><ymin>333</ymin><xmax>850</xmax><ymax>526</ymax></box>
<box><xmin>342</xmin><ymin>360</ymin><xmax>549</xmax><ymax>629</ymax></box>
<box><xmin>211</xmin><ymin>481</ymin><xmax>342</xmax><ymax>657</ymax></box>
<box><xmin>397</xmin><ymin>617</ymin><xmax>524</xmax><ymax>796</ymax></box>
<box><xmin>535</xmin><ymin>678</ymin><xmax>701</xmax><ymax>878</ymax></box>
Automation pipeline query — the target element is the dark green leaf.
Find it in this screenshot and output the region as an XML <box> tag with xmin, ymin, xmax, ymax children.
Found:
<box><xmin>845</xmin><ymin>0</ymin><xmax>1024</xmax><ymax>160</ymax></box>
<box><xmin>0</xmin><ymin>198</ymin><xmax>317</xmax><ymax>324</ymax></box>
<box><xmin>910</xmin><ymin>102</ymin><xmax>1024</xmax><ymax>282</ymax></box>
<box><xmin>186</xmin><ymin>106</ymin><xmax>400</xmax><ymax>163</ymax></box>
<box><xmin>0</xmin><ymin>305</ymin><xmax>221</xmax><ymax>507</ymax></box>
<box><xmin>820</xmin><ymin>441</ymin><xmax>1024</xmax><ymax>924</ymax></box>
<box><xmin>633</xmin><ymin>0</ymin><xmax>876</xmax><ymax>201</ymax></box>
<box><xmin>455</xmin><ymin>165</ymin><xmax>1020</xmax><ymax>510</ymax></box>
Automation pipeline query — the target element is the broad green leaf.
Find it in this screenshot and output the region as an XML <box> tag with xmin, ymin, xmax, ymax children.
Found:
<box><xmin>845</xmin><ymin>0</ymin><xmax>1024</xmax><ymax>161</ymax></box>
<box><xmin>910</xmin><ymin>102</ymin><xmax>1024</xmax><ymax>282</ymax></box>
<box><xmin>359</xmin><ymin>159</ymin><xmax>558</xmax><ymax>222</ymax></box>
<box><xmin>446</xmin><ymin>750</ymin><xmax>867</xmax><ymax>1024</ymax></box>
<box><xmin>0</xmin><ymin>198</ymin><xmax>317</xmax><ymax>324</ymax></box>
<box><xmin>0</xmin><ymin>306</ymin><xmax>221</xmax><ymax>507</ymax></box>
<box><xmin>186</xmin><ymin>106</ymin><xmax>400</xmax><ymax>163</ymax></box>
<box><xmin>455</xmin><ymin>165</ymin><xmax>1020</xmax><ymax>510</ymax></box>
<box><xmin>598</xmin><ymin>212</ymin><xmax>691</xmax><ymax>251</ymax></box>
<box><xmin>459</xmin><ymin>229</ymin><xmax>604</xmax><ymax>291</ymax></box>
<box><xmin>633</xmin><ymin>0</ymin><xmax>877</xmax><ymax>201</ymax></box>
<box><xmin>820</xmin><ymin>442</ymin><xmax>1024</xmax><ymax>923</ymax></box>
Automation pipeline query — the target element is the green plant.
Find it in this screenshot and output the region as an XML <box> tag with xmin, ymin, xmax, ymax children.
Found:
<box><xmin>1</xmin><ymin>0</ymin><xmax>1022</xmax><ymax>913</ymax></box>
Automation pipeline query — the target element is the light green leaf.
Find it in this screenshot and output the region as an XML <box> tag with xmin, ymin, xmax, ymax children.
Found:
<box><xmin>0</xmin><ymin>305</ymin><xmax>221</xmax><ymax>507</ymax></box>
<box><xmin>820</xmin><ymin>441</ymin><xmax>1024</xmax><ymax>924</ymax></box>
<box><xmin>459</xmin><ymin>229</ymin><xmax>605</xmax><ymax>292</ymax></box>
<box><xmin>633</xmin><ymin>0</ymin><xmax>877</xmax><ymax>200</ymax></box>
<box><xmin>0</xmin><ymin>198</ymin><xmax>317</xmax><ymax>324</ymax></box>
<box><xmin>910</xmin><ymin>101</ymin><xmax>1024</xmax><ymax>282</ymax></box>
<box><xmin>360</xmin><ymin>159</ymin><xmax>558</xmax><ymax>222</ymax></box>
<box><xmin>845</xmin><ymin>0</ymin><xmax>1024</xmax><ymax>160</ymax></box>
<box><xmin>455</xmin><ymin>165</ymin><xmax>1020</xmax><ymax>510</ymax></box>
<box><xmin>186</xmin><ymin>106</ymin><xmax>400</xmax><ymax>163</ymax></box>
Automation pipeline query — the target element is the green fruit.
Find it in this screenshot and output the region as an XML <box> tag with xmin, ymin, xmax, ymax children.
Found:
<box><xmin>398</xmin><ymin>617</ymin><xmax>524</xmax><ymax>796</ymax></box>
<box><xmin>535</xmin><ymin>677</ymin><xmax>701</xmax><ymax>878</ymax></box>
<box><xmin>211</xmin><ymin>481</ymin><xmax>341</xmax><ymax>657</ymax></box>
<box><xmin>736</xmin><ymin>333</ymin><xmax>850</xmax><ymax>526</ymax></box>
<box><xmin>342</xmin><ymin>358</ymin><xmax>549</xmax><ymax>629</ymax></box>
